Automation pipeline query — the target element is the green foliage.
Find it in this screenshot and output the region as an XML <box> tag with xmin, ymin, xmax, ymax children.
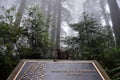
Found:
<box><xmin>103</xmin><ymin>48</ymin><xmax>120</xmax><ymax>80</ymax></box>
<box><xmin>0</xmin><ymin>6</ymin><xmax>119</xmax><ymax>80</ymax></box>
<box><xmin>0</xmin><ymin>7</ymin><xmax>22</xmax><ymax>80</ymax></box>
<box><xmin>64</xmin><ymin>12</ymin><xmax>120</xmax><ymax>79</ymax></box>
<box><xmin>18</xmin><ymin>6</ymin><xmax>52</xmax><ymax>59</ymax></box>
<box><xmin>0</xmin><ymin>6</ymin><xmax>52</xmax><ymax>79</ymax></box>
<box><xmin>64</xmin><ymin>13</ymin><xmax>114</xmax><ymax>60</ymax></box>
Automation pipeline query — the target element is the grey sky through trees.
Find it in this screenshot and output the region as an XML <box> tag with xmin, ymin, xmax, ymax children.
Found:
<box><xmin>0</xmin><ymin>0</ymin><xmax>120</xmax><ymax>47</ymax></box>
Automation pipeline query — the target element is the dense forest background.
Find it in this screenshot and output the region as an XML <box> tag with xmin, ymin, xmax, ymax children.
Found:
<box><xmin>0</xmin><ymin>0</ymin><xmax>120</xmax><ymax>80</ymax></box>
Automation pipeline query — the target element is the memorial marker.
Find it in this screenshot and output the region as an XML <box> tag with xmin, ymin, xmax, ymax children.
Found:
<box><xmin>7</xmin><ymin>60</ymin><xmax>111</xmax><ymax>80</ymax></box>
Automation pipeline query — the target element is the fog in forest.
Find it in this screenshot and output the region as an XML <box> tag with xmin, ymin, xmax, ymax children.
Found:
<box><xmin>0</xmin><ymin>0</ymin><xmax>120</xmax><ymax>80</ymax></box>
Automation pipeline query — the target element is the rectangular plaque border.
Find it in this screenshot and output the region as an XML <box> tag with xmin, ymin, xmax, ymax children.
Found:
<box><xmin>7</xmin><ymin>59</ymin><xmax>111</xmax><ymax>80</ymax></box>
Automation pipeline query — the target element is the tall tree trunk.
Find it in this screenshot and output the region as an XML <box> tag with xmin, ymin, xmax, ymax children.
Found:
<box><xmin>50</xmin><ymin>0</ymin><xmax>57</xmax><ymax>58</ymax></box>
<box><xmin>107</xmin><ymin>0</ymin><xmax>120</xmax><ymax>47</ymax></box>
<box><xmin>15</xmin><ymin>0</ymin><xmax>26</xmax><ymax>26</ymax></box>
<box><xmin>46</xmin><ymin>0</ymin><xmax>51</xmax><ymax>31</ymax></box>
<box><xmin>41</xmin><ymin>0</ymin><xmax>46</xmax><ymax>14</ymax></box>
<box><xmin>46</xmin><ymin>0</ymin><xmax>51</xmax><ymax>18</ymax></box>
<box><xmin>41</xmin><ymin>0</ymin><xmax>48</xmax><ymax>21</ymax></box>
<box><xmin>99</xmin><ymin>0</ymin><xmax>110</xmax><ymax>26</ymax></box>
<box><xmin>56</xmin><ymin>0</ymin><xmax>62</xmax><ymax>59</ymax></box>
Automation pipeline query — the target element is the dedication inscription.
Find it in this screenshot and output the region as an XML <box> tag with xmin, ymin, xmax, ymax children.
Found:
<box><xmin>7</xmin><ymin>60</ymin><xmax>111</xmax><ymax>80</ymax></box>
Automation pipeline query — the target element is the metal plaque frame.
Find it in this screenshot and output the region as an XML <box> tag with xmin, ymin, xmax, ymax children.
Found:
<box><xmin>7</xmin><ymin>59</ymin><xmax>111</xmax><ymax>80</ymax></box>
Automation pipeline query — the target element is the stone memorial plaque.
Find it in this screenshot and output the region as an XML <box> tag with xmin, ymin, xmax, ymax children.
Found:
<box><xmin>7</xmin><ymin>60</ymin><xmax>111</xmax><ymax>80</ymax></box>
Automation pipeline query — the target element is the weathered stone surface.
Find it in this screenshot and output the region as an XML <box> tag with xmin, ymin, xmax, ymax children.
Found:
<box><xmin>7</xmin><ymin>60</ymin><xmax>111</xmax><ymax>80</ymax></box>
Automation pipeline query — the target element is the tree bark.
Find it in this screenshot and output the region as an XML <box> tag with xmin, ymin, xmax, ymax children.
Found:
<box><xmin>56</xmin><ymin>0</ymin><xmax>62</xmax><ymax>59</ymax></box>
<box><xmin>99</xmin><ymin>0</ymin><xmax>110</xmax><ymax>26</ymax></box>
<box><xmin>15</xmin><ymin>0</ymin><xmax>26</xmax><ymax>26</ymax></box>
<box><xmin>107</xmin><ymin>0</ymin><xmax>120</xmax><ymax>47</ymax></box>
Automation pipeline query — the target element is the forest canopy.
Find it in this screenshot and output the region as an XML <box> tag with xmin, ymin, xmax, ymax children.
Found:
<box><xmin>0</xmin><ymin>0</ymin><xmax>120</xmax><ymax>80</ymax></box>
